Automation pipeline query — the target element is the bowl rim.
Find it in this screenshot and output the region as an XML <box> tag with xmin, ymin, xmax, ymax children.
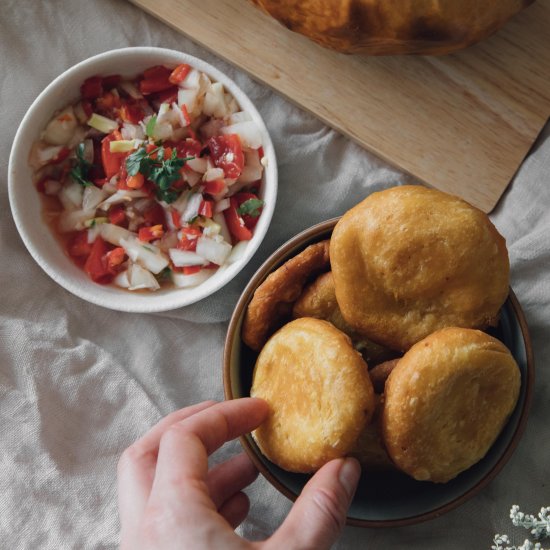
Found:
<box><xmin>223</xmin><ymin>217</ymin><xmax>535</xmax><ymax>528</ymax></box>
<box><xmin>8</xmin><ymin>46</ymin><xmax>277</xmax><ymax>313</ymax></box>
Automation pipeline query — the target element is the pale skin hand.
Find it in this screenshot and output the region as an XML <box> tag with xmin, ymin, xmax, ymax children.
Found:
<box><xmin>118</xmin><ymin>398</ymin><xmax>361</xmax><ymax>550</ymax></box>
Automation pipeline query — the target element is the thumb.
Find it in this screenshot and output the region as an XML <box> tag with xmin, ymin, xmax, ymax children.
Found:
<box><xmin>266</xmin><ymin>458</ymin><xmax>360</xmax><ymax>550</ymax></box>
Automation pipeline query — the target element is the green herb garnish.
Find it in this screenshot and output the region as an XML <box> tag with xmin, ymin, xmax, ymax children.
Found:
<box><xmin>70</xmin><ymin>142</ymin><xmax>95</xmax><ymax>187</ymax></box>
<box><xmin>126</xmin><ymin>146</ymin><xmax>194</xmax><ymax>204</ymax></box>
<box><xmin>237</xmin><ymin>198</ymin><xmax>264</xmax><ymax>218</ymax></box>
<box><xmin>145</xmin><ymin>115</ymin><xmax>157</xmax><ymax>138</ymax></box>
<box><xmin>156</xmin><ymin>267</ymin><xmax>172</xmax><ymax>282</ymax></box>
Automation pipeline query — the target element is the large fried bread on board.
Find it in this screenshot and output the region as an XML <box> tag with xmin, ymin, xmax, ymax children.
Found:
<box><xmin>251</xmin><ymin>317</ymin><xmax>375</xmax><ymax>473</ymax></box>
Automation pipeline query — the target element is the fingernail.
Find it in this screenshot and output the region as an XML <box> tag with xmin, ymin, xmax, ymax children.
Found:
<box><xmin>339</xmin><ymin>458</ymin><xmax>361</xmax><ymax>500</ymax></box>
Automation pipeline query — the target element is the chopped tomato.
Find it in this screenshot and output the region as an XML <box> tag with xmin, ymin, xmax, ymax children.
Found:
<box><xmin>169</xmin><ymin>64</ymin><xmax>191</xmax><ymax>85</ymax></box>
<box><xmin>199</xmin><ymin>200</ymin><xmax>213</xmax><ymax>218</ymax></box>
<box><xmin>183</xmin><ymin>265</ymin><xmax>201</xmax><ymax>275</ymax></box>
<box><xmin>108</xmin><ymin>205</ymin><xmax>126</xmax><ymax>226</ymax></box>
<box><xmin>101</xmin><ymin>131</ymin><xmax>125</xmax><ymax>179</ymax></box>
<box><xmin>67</xmin><ymin>231</ymin><xmax>93</xmax><ymax>259</ymax></box>
<box><xmin>154</xmin><ymin>86</ymin><xmax>178</xmax><ymax>104</ymax></box>
<box><xmin>96</xmin><ymin>91</ymin><xmax>121</xmax><ymax>113</ymax></box>
<box><xmin>80</xmin><ymin>76</ymin><xmax>103</xmax><ymax>99</ymax></box>
<box><xmin>234</xmin><ymin>192</ymin><xmax>263</xmax><ymax>230</ymax></box>
<box><xmin>208</xmin><ymin>134</ymin><xmax>244</xmax><ymax>179</ymax></box>
<box><xmin>140</xmin><ymin>65</ymin><xmax>173</xmax><ymax>95</ymax></box>
<box><xmin>142</xmin><ymin>203</ymin><xmax>166</xmax><ymax>227</ymax></box>
<box><xmin>175</xmin><ymin>138</ymin><xmax>202</xmax><ymax>159</ymax></box>
<box><xmin>224</xmin><ymin>197</ymin><xmax>252</xmax><ymax>242</ymax></box>
<box><xmin>177</xmin><ymin>226</ymin><xmax>201</xmax><ymax>251</ymax></box>
<box><xmin>127</xmin><ymin>173</ymin><xmax>144</xmax><ymax>189</ymax></box>
<box><xmin>138</xmin><ymin>225</ymin><xmax>164</xmax><ymax>242</ymax></box>
<box><xmin>120</xmin><ymin>102</ymin><xmax>144</xmax><ymax>124</ymax></box>
<box><xmin>204</xmin><ymin>179</ymin><xmax>225</xmax><ymax>196</ymax></box>
<box><xmin>81</xmin><ymin>100</ymin><xmax>94</xmax><ymax>119</ymax></box>
<box><xmin>35</xmin><ymin>176</ymin><xmax>49</xmax><ymax>193</ymax></box>
<box><xmin>102</xmin><ymin>74</ymin><xmax>121</xmax><ymax>89</ymax></box>
<box><xmin>48</xmin><ymin>147</ymin><xmax>71</xmax><ymax>165</ymax></box>
<box><xmin>105</xmin><ymin>247</ymin><xmax>126</xmax><ymax>272</ymax></box>
<box><xmin>84</xmin><ymin>237</ymin><xmax>113</xmax><ymax>284</ymax></box>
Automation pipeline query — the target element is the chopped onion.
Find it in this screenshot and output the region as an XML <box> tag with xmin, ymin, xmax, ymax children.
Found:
<box><xmin>29</xmin><ymin>142</ymin><xmax>64</xmax><ymax>170</ymax></box>
<box><xmin>186</xmin><ymin>157</ymin><xmax>208</xmax><ymax>173</ymax></box>
<box><xmin>97</xmin><ymin>189</ymin><xmax>148</xmax><ymax>209</ymax></box>
<box><xmin>171</xmin><ymin>101</ymin><xmax>187</xmax><ymax>128</ymax></box>
<box><xmin>121</xmin><ymin>122</ymin><xmax>145</xmax><ymax>140</ymax></box>
<box><xmin>178</xmin><ymin>88</ymin><xmax>198</xmax><ymax>113</ymax></box>
<box><xmin>120</xmin><ymin>237</ymin><xmax>169</xmax><ymax>274</ymax></box>
<box><xmin>99</xmin><ymin>223</ymin><xmax>133</xmax><ymax>246</ymax></box>
<box><xmin>82</xmin><ymin>185</ymin><xmax>108</xmax><ymax>211</ymax></box>
<box><xmin>200</xmin><ymin>218</ymin><xmax>221</xmax><ymax>238</ymax></box>
<box><xmin>196</xmin><ymin>236</ymin><xmax>232</xmax><ymax>266</ymax></box>
<box><xmin>204</xmin><ymin>167</ymin><xmax>224</xmax><ymax>182</ymax></box>
<box><xmin>181</xmin><ymin>68</ymin><xmax>201</xmax><ymax>89</ymax></box>
<box><xmin>181</xmin><ymin>192</ymin><xmax>202</xmax><ymax>222</ymax></box>
<box><xmin>119</xmin><ymin>81</ymin><xmax>143</xmax><ymax>99</ymax></box>
<box><xmin>157</xmin><ymin>230</ymin><xmax>179</xmax><ymax>252</ymax></box>
<box><xmin>212</xmin><ymin>212</ymin><xmax>232</xmax><ymax>244</ymax></box>
<box><xmin>87</xmin><ymin>224</ymin><xmax>103</xmax><ymax>243</ymax></box>
<box><xmin>172</xmin><ymin>269</ymin><xmax>213</xmax><ymax>288</ymax></box>
<box><xmin>184</xmin><ymin>170</ymin><xmax>202</xmax><ymax>187</ymax></box>
<box><xmin>67</xmin><ymin>126</ymin><xmax>88</xmax><ymax>149</ymax></box>
<box><xmin>227</xmin><ymin>111</ymin><xmax>252</xmax><ymax>125</ymax></box>
<box><xmin>84</xmin><ymin>216</ymin><xmax>107</xmax><ymax>228</ymax></box>
<box><xmin>172</xmin><ymin>190</ymin><xmax>190</xmax><ymax>213</ymax></box>
<box><xmin>82</xmin><ymin>139</ymin><xmax>94</xmax><ymax>164</ymax></box>
<box><xmin>227</xmin><ymin>240</ymin><xmax>248</xmax><ymax>264</ymax></box>
<box><xmin>133</xmin><ymin>198</ymin><xmax>154</xmax><ymax>212</ymax></box>
<box><xmin>43</xmin><ymin>106</ymin><xmax>77</xmax><ymax>145</ymax></box>
<box><xmin>221</xmin><ymin>121</ymin><xmax>262</xmax><ymax>149</ymax></box>
<box><xmin>59</xmin><ymin>182</ymin><xmax>84</xmax><ymax>210</ymax></box>
<box><xmin>113</xmin><ymin>270</ymin><xmax>131</xmax><ymax>288</ymax></box>
<box><xmin>87</xmin><ymin>113</ymin><xmax>119</xmax><ymax>134</ymax></box>
<box><xmin>168</xmin><ymin>249</ymin><xmax>207</xmax><ymax>267</ymax></box>
<box><xmin>44</xmin><ymin>180</ymin><xmax>61</xmax><ymax>195</ymax></box>
<box><xmin>214</xmin><ymin>198</ymin><xmax>230</xmax><ymax>213</ymax></box>
<box><xmin>238</xmin><ymin>149</ymin><xmax>262</xmax><ymax>184</ymax></box>
<box><xmin>152</xmin><ymin>121</ymin><xmax>173</xmax><ymax>141</ymax></box>
<box><xmin>203</xmin><ymin>82</ymin><xmax>226</xmax><ymax>118</ymax></box>
<box><xmin>127</xmin><ymin>263</ymin><xmax>160</xmax><ymax>291</ymax></box>
<box><xmin>224</xmin><ymin>93</ymin><xmax>239</xmax><ymax>115</ymax></box>
<box><xmin>73</xmin><ymin>102</ymin><xmax>89</xmax><ymax>124</ymax></box>
<box><xmin>200</xmin><ymin>118</ymin><xmax>225</xmax><ymax>139</ymax></box>
<box><xmin>58</xmin><ymin>209</ymin><xmax>96</xmax><ymax>232</ymax></box>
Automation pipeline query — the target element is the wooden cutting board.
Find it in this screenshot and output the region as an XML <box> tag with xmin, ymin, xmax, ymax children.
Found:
<box><xmin>129</xmin><ymin>0</ymin><xmax>550</xmax><ymax>212</ymax></box>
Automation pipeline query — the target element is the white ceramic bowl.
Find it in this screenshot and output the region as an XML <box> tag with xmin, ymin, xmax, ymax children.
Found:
<box><xmin>8</xmin><ymin>47</ymin><xmax>277</xmax><ymax>312</ymax></box>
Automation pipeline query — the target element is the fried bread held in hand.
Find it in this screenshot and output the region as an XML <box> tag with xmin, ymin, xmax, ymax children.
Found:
<box><xmin>251</xmin><ymin>317</ymin><xmax>375</xmax><ymax>473</ymax></box>
<box><xmin>382</xmin><ymin>328</ymin><xmax>521</xmax><ymax>483</ymax></box>
<box><xmin>330</xmin><ymin>186</ymin><xmax>510</xmax><ymax>351</ymax></box>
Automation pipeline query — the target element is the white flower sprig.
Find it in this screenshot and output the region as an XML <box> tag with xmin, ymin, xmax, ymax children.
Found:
<box><xmin>492</xmin><ymin>506</ymin><xmax>550</xmax><ymax>550</ymax></box>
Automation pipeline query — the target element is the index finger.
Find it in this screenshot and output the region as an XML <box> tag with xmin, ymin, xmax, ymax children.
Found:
<box><xmin>149</xmin><ymin>398</ymin><xmax>268</xmax><ymax>505</ymax></box>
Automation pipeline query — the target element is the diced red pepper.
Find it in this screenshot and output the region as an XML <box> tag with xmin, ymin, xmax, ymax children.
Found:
<box><xmin>181</xmin><ymin>104</ymin><xmax>191</xmax><ymax>126</ymax></box>
<box><xmin>139</xmin><ymin>65</ymin><xmax>173</xmax><ymax>95</ymax></box>
<box><xmin>204</xmin><ymin>179</ymin><xmax>226</xmax><ymax>196</ymax></box>
<box><xmin>84</xmin><ymin>237</ymin><xmax>113</xmax><ymax>284</ymax></box>
<box><xmin>208</xmin><ymin>134</ymin><xmax>244</xmax><ymax>179</ymax></box>
<box><xmin>169</xmin><ymin>64</ymin><xmax>191</xmax><ymax>85</ymax></box>
<box><xmin>224</xmin><ymin>197</ymin><xmax>253</xmax><ymax>242</ymax></box>
<box><xmin>183</xmin><ymin>265</ymin><xmax>201</xmax><ymax>275</ymax></box>
<box><xmin>105</xmin><ymin>247</ymin><xmax>126</xmax><ymax>273</ymax></box>
<box><xmin>177</xmin><ymin>226</ymin><xmax>202</xmax><ymax>251</ymax></box>
<box><xmin>199</xmin><ymin>199</ymin><xmax>213</xmax><ymax>218</ymax></box>
<box><xmin>138</xmin><ymin>225</ymin><xmax>164</xmax><ymax>242</ymax></box>
<box><xmin>126</xmin><ymin>173</ymin><xmax>144</xmax><ymax>189</ymax></box>
<box><xmin>171</xmin><ymin>210</ymin><xmax>182</xmax><ymax>229</ymax></box>
<box><xmin>80</xmin><ymin>76</ymin><xmax>103</xmax><ymax>99</ymax></box>
<box><xmin>258</xmin><ymin>146</ymin><xmax>264</xmax><ymax>160</ymax></box>
<box><xmin>234</xmin><ymin>192</ymin><xmax>263</xmax><ymax>230</ymax></box>
<box><xmin>108</xmin><ymin>205</ymin><xmax>126</xmax><ymax>226</ymax></box>
<box><xmin>101</xmin><ymin>131</ymin><xmax>124</xmax><ymax>179</ymax></box>
<box><xmin>67</xmin><ymin>231</ymin><xmax>93</xmax><ymax>259</ymax></box>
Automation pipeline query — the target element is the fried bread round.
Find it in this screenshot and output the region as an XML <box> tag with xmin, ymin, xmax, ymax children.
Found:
<box><xmin>242</xmin><ymin>240</ymin><xmax>330</xmax><ymax>351</ymax></box>
<box><xmin>292</xmin><ymin>271</ymin><xmax>396</xmax><ymax>365</ymax></box>
<box><xmin>382</xmin><ymin>328</ymin><xmax>521</xmax><ymax>483</ymax></box>
<box><xmin>330</xmin><ymin>185</ymin><xmax>510</xmax><ymax>351</ymax></box>
<box><xmin>251</xmin><ymin>317</ymin><xmax>375</xmax><ymax>473</ymax></box>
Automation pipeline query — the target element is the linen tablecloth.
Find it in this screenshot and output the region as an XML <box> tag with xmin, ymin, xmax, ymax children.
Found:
<box><xmin>1</xmin><ymin>1</ymin><xmax>548</xmax><ymax>548</ymax></box>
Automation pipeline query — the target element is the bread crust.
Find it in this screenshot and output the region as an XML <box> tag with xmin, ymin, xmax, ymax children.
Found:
<box><xmin>382</xmin><ymin>328</ymin><xmax>521</xmax><ymax>483</ymax></box>
<box><xmin>330</xmin><ymin>186</ymin><xmax>510</xmax><ymax>351</ymax></box>
<box><xmin>251</xmin><ymin>317</ymin><xmax>375</xmax><ymax>473</ymax></box>
<box><xmin>252</xmin><ymin>0</ymin><xmax>533</xmax><ymax>55</ymax></box>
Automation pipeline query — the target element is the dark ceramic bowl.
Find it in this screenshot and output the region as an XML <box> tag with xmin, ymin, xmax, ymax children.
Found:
<box><xmin>223</xmin><ymin>218</ymin><xmax>534</xmax><ymax>527</ymax></box>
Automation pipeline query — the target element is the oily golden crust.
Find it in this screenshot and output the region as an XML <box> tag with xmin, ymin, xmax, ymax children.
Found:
<box><xmin>252</xmin><ymin>0</ymin><xmax>532</xmax><ymax>55</ymax></box>
<box><xmin>251</xmin><ymin>318</ymin><xmax>375</xmax><ymax>473</ymax></box>
<box><xmin>331</xmin><ymin>186</ymin><xmax>510</xmax><ymax>351</ymax></box>
<box><xmin>349</xmin><ymin>395</ymin><xmax>395</xmax><ymax>471</ymax></box>
<box><xmin>242</xmin><ymin>241</ymin><xmax>330</xmax><ymax>351</ymax></box>
<box><xmin>293</xmin><ymin>271</ymin><xmax>396</xmax><ymax>365</ymax></box>
<box><xmin>382</xmin><ymin>328</ymin><xmax>521</xmax><ymax>483</ymax></box>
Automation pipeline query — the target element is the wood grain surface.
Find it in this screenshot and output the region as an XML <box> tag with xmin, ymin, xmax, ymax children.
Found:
<box><xmin>129</xmin><ymin>0</ymin><xmax>550</xmax><ymax>212</ymax></box>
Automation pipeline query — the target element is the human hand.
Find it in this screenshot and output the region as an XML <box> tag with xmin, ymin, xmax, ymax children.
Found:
<box><xmin>118</xmin><ymin>398</ymin><xmax>361</xmax><ymax>550</ymax></box>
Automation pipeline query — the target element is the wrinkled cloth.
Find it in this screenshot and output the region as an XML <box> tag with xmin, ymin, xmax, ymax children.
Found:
<box><xmin>1</xmin><ymin>1</ymin><xmax>549</xmax><ymax>548</ymax></box>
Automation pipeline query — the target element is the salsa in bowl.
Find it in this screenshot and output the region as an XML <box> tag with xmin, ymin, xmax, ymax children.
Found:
<box><xmin>9</xmin><ymin>47</ymin><xmax>277</xmax><ymax>312</ymax></box>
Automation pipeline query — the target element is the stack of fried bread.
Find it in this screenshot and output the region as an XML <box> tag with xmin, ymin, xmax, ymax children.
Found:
<box><xmin>243</xmin><ymin>186</ymin><xmax>521</xmax><ymax>483</ymax></box>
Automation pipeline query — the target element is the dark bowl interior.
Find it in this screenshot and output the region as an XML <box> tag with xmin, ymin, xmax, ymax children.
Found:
<box><xmin>224</xmin><ymin>218</ymin><xmax>534</xmax><ymax>527</ymax></box>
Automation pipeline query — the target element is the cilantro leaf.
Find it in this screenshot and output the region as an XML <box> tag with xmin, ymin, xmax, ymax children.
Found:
<box><xmin>70</xmin><ymin>142</ymin><xmax>95</xmax><ymax>187</ymax></box>
<box><xmin>237</xmin><ymin>198</ymin><xmax>264</xmax><ymax>218</ymax></box>
<box><xmin>126</xmin><ymin>148</ymin><xmax>151</xmax><ymax>177</ymax></box>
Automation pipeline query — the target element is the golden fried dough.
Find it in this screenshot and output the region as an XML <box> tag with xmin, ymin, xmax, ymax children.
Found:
<box><xmin>350</xmin><ymin>395</ymin><xmax>395</xmax><ymax>471</ymax></box>
<box><xmin>251</xmin><ymin>317</ymin><xmax>375</xmax><ymax>473</ymax></box>
<box><xmin>382</xmin><ymin>328</ymin><xmax>521</xmax><ymax>483</ymax></box>
<box><xmin>369</xmin><ymin>359</ymin><xmax>400</xmax><ymax>394</ymax></box>
<box><xmin>242</xmin><ymin>241</ymin><xmax>330</xmax><ymax>351</ymax></box>
<box><xmin>292</xmin><ymin>271</ymin><xmax>396</xmax><ymax>365</ymax></box>
<box><xmin>330</xmin><ymin>185</ymin><xmax>510</xmax><ymax>351</ymax></box>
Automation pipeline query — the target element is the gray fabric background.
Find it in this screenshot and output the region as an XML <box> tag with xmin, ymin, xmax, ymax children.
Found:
<box><xmin>1</xmin><ymin>1</ymin><xmax>548</xmax><ymax>548</ymax></box>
